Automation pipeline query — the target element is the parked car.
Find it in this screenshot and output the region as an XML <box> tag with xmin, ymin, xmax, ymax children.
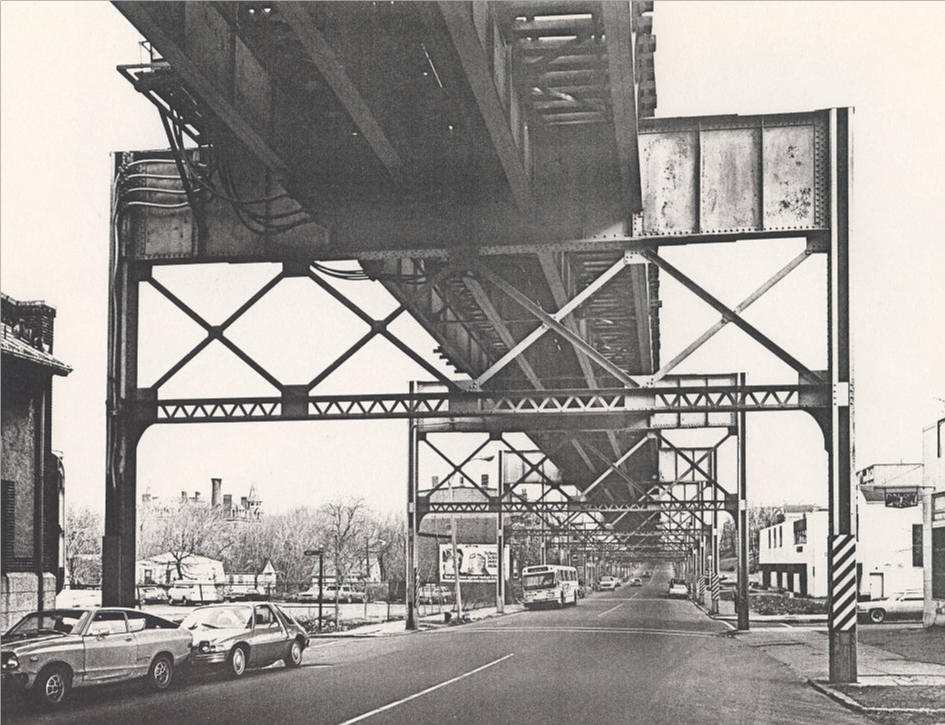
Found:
<box><xmin>324</xmin><ymin>584</ymin><xmax>366</xmax><ymax>603</ymax></box>
<box><xmin>224</xmin><ymin>587</ymin><xmax>268</xmax><ymax>602</ymax></box>
<box><xmin>858</xmin><ymin>590</ymin><xmax>925</xmax><ymax>624</ymax></box>
<box><xmin>630</xmin><ymin>577</ymin><xmax>643</xmax><ymax>587</ymax></box>
<box><xmin>137</xmin><ymin>586</ymin><xmax>169</xmax><ymax>605</ymax></box>
<box><xmin>642</xmin><ymin>571</ymin><xmax>652</xmax><ymax>579</ymax></box>
<box><xmin>417</xmin><ymin>584</ymin><xmax>454</xmax><ymax>605</ymax></box>
<box><xmin>182</xmin><ymin>603</ymin><xmax>309</xmax><ymax>678</ymax></box>
<box><xmin>1</xmin><ymin>608</ymin><xmax>191</xmax><ymax>708</ymax></box>
<box><xmin>168</xmin><ymin>583</ymin><xmax>222</xmax><ymax>606</ymax></box>
<box><xmin>667</xmin><ymin>581</ymin><xmax>689</xmax><ymax>599</ymax></box>
<box><xmin>598</xmin><ymin>576</ymin><xmax>619</xmax><ymax>591</ymax></box>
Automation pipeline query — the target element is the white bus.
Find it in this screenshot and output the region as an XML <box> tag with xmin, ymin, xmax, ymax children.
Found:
<box><xmin>521</xmin><ymin>564</ymin><xmax>579</xmax><ymax>608</ymax></box>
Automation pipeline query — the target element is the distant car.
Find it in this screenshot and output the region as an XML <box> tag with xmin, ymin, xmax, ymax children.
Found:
<box><xmin>642</xmin><ymin>571</ymin><xmax>652</xmax><ymax>579</ymax></box>
<box><xmin>598</xmin><ymin>576</ymin><xmax>619</xmax><ymax>591</ymax></box>
<box><xmin>168</xmin><ymin>583</ymin><xmax>222</xmax><ymax>606</ymax></box>
<box><xmin>324</xmin><ymin>584</ymin><xmax>366</xmax><ymax>603</ymax></box>
<box><xmin>183</xmin><ymin>603</ymin><xmax>309</xmax><ymax>677</ymax></box>
<box><xmin>224</xmin><ymin>587</ymin><xmax>268</xmax><ymax>602</ymax></box>
<box><xmin>1</xmin><ymin>608</ymin><xmax>191</xmax><ymax>708</ymax></box>
<box><xmin>858</xmin><ymin>590</ymin><xmax>925</xmax><ymax>624</ymax></box>
<box><xmin>137</xmin><ymin>586</ymin><xmax>169</xmax><ymax>605</ymax></box>
<box><xmin>630</xmin><ymin>577</ymin><xmax>643</xmax><ymax>587</ymax></box>
<box><xmin>417</xmin><ymin>584</ymin><xmax>454</xmax><ymax>605</ymax></box>
<box><xmin>667</xmin><ymin>581</ymin><xmax>689</xmax><ymax>599</ymax></box>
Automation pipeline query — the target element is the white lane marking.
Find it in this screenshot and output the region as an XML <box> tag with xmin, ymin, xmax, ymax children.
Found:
<box><xmin>309</xmin><ymin>640</ymin><xmax>345</xmax><ymax>650</ymax></box>
<box><xmin>337</xmin><ymin>653</ymin><xmax>514</xmax><ymax>724</ymax></box>
<box><xmin>459</xmin><ymin>626</ymin><xmax>718</xmax><ymax>638</ymax></box>
<box><xmin>597</xmin><ymin>601</ymin><xmax>625</xmax><ymax>618</ymax></box>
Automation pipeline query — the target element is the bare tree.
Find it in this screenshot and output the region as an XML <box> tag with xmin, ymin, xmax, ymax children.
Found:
<box><xmin>64</xmin><ymin>506</ymin><xmax>102</xmax><ymax>587</ymax></box>
<box><xmin>138</xmin><ymin>500</ymin><xmax>231</xmax><ymax>579</ymax></box>
<box><xmin>318</xmin><ymin>497</ymin><xmax>370</xmax><ymax>584</ymax></box>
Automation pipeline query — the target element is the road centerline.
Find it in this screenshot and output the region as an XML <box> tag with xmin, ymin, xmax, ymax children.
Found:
<box><xmin>336</xmin><ymin>653</ymin><xmax>515</xmax><ymax>724</ymax></box>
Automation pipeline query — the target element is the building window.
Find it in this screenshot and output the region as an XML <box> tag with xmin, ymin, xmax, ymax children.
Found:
<box><xmin>912</xmin><ymin>524</ymin><xmax>923</xmax><ymax>568</ymax></box>
<box><xmin>1</xmin><ymin>480</ymin><xmax>15</xmax><ymax>564</ymax></box>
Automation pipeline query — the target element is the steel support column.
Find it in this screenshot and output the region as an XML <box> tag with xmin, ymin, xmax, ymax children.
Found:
<box><xmin>827</xmin><ymin>107</ymin><xmax>857</xmax><ymax>683</ymax></box>
<box><xmin>736</xmin><ymin>374</ymin><xmax>750</xmax><ymax>631</ymax></box>
<box><xmin>103</xmin><ymin>209</ymin><xmax>142</xmax><ymax>608</ymax></box>
<box><xmin>405</xmin><ymin>381</ymin><xmax>418</xmax><ymax>630</ymax></box>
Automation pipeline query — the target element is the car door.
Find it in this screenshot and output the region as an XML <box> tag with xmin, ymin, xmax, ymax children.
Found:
<box><xmin>249</xmin><ymin>605</ymin><xmax>287</xmax><ymax>666</ymax></box>
<box><xmin>83</xmin><ymin>610</ymin><xmax>137</xmax><ymax>682</ymax></box>
<box><xmin>896</xmin><ymin>591</ymin><xmax>924</xmax><ymax>620</ymax></box>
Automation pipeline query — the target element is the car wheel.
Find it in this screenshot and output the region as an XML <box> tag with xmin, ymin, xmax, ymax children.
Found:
<box><xmin>32</xmin><ymin>665</ymin><xmax>71</xmax><ymax>708</ymax></box>
<box><xmin>147</xmin><ymin>654</ymin><xmax>174</xmax><ymax>692</ymax></box>
<box><xmin>228</xmin><ymin>645</ymin><xmax>248</xmax><ymax>678</ymax></box>
<box><xmin>869</xmin><ymin>608</ymin><xmax>886</xmax><ymax>624</ymax></box>
<box><xmin>285</xmin><ymin>639</ymin><xmax>303</xmax><ymax>668</ymax></box>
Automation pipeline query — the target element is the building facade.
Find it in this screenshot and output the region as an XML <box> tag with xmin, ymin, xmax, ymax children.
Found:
<box><xmin>758</xmin><ymin>464</ymin><xmax>930</xmax><ymax>600</ymax></box>
<box><xmin>1</xmin><ymin>293</ymin><xmax>71</xmax><ymax>630</ymax></box>
<box><xmin>921</xmin><ymin>417</ymin><xmax>945</xmax><ymax>626</ymax></box>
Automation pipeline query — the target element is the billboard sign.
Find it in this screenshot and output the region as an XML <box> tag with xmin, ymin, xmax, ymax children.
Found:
<box><xmin>439</xmin><ymin>544</ymin><xmax>510</xmax><ymax>582</ymax></box>
<box><xmin>884</xmin><ymin>488</ymin><xmax>919</xmax><ymax>508</ymax></box>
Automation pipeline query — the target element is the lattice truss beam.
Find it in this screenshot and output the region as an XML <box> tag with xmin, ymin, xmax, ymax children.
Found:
<box><xmin>413</xmin><ymin>428</ymin><xmax>738</xmax><ymax>559</ymax></box>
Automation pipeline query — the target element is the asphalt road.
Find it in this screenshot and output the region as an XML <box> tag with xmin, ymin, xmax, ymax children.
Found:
<box><xmin>4</xmin><ymin>569</ymin><xmax>868</xmax><ymax>724</ymax></box>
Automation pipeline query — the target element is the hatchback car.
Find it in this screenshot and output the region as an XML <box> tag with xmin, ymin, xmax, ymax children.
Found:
<box><xmin>858</xmin><ymin>590</ymin><xmax>925</xmax><ymax>624</ymax></box>
<box><xmin>183</xmin><ymin>603</ymin><xmax>309</xmax><ymax>678</ymax></box>
<box><xmin>667</xmin><ymin>581</ymin><xmax>689</xmax><ymax>599</ymax></box>
<box><xmin>1</xmin><ymin>608</ymin><xmax>191</xmax><ymax>708</ymax></box>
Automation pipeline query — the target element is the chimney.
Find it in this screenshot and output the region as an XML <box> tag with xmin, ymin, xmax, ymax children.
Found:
<box><xmin>481</xmin><ymin>474</ymin><xmax>489</xmax><ymax>488</ymax></box>
<box><xmin>211</xmin><ymin>478</ymin><xmax>222</xmax><ymax>507</ymax></box>
<box><xmin>431</xmin><ymin>476</ymin><xmax>439</xmax><ymax>488</ymax></box>
<box><xmin>1</xmin><ymin>294</ymin><xmax>57</xmax><ymax>352</ymax></box>
<box><xmin>193</xmin><ymin>491</ymin><xmax>200</xmax><ymax>502</ymax></box>
<box><xmin>181</xmin><ymin>491</ymin><xmax>188</xmax><ymax>503</ymax></box>
<box><xmin>223</xmin><ymin>494</ymin><xmax>233</xmax><ymax>509</ymax></box>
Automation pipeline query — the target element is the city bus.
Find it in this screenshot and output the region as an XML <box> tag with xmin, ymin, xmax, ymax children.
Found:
<box><xmin>521</xmin><ymin>564</ymin><xmax>580</xmax><ymax>608</ymax></box>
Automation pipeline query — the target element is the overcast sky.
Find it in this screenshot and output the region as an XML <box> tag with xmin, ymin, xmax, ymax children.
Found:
<box><xmin>2</xmin><ymin>1</ymin><xmax>943</xmax><ymax>516</ymax></box>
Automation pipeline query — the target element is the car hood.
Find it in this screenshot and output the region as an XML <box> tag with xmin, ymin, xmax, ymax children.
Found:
<box><xmin>1</xmin><ymin>632</ymin><xmax>81</xmax><ymax>654</ymax></box>
<box><xmin>188</xmin><ymin>626</ymin><xmax>247</xmax><ymax>644</ymax></box>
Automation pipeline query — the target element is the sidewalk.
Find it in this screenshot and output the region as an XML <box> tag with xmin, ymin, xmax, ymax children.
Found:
<box><xmin>311</xmin><ymin>603</ymin><xmax>523</xmax><ymax>638</ymax></box>
<box><xmin>729</xmin><ymin>625</ymin><xmax>945</xmax><ymax>720</ymax></box>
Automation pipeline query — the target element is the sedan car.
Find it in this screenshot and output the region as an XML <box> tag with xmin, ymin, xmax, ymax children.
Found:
<box><xmin>1</xmin><ymin>608</ymin><xmax>191</xmax><ymax>708</ymax></box>
<box><xmin>182</xmin><ymin>603</ymin><xmax>309</xmax><ymax>678</ymax></box>
<box><xmin>597</xmin><ymin>576</ymin><xmax>619</xmax><ymax>591</ymax></box>
<box><xmin>630</xmin><ymin>577</ymin><xmax>643</xmax><ymax>587</ymax></box>
<box><xmin>667</xmin><ymin>581</ymin><xmax>690</xmax><ymax>599</ymax></box>
<box><xmin>857</xmin><ymin>590</ymin><xmax>925</xmax><ymax>624</ymax></box>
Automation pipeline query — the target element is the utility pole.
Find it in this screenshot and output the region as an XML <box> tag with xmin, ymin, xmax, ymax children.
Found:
<box><xmin>405</xmin><ymin>381</ymin><xmax>418</xmax><ymax>630</ymax></box>
<box><xmin>496</xmin><ymin>471</ymin><xmax>504</xmax><ymax>613</ymax></box>
<box><xmin>449</xmin><ymin>476</ymin><xmax>463</xmax><ymax>619</ymax></box>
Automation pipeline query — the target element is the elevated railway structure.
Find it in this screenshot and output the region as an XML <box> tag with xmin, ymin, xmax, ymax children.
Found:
<box><xmin>109</xmin><ymin>1</ymin><xmax>856</xmax><ymax>681</ymax></box>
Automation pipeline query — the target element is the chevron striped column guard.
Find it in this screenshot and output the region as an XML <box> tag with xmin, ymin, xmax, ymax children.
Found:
<box><xmin>830</xmin><ymin>534</ymin><xmax>857</xmax><ymax>632</ymax></box>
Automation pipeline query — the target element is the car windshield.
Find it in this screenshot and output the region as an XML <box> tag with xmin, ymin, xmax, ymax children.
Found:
<box><xmin>4</xmin><ymin>610</ymin><xmax>89</xmax><ymax>639</ymax></box>
<box><xmin>523</xmin><ymin>573</ymin><xmax>556</xmax><ymax>589</ymax></box>
<box><xmin>181</xmin><ymin>605</ymin><xmax>252</xmax><ymax>630</ymax></box>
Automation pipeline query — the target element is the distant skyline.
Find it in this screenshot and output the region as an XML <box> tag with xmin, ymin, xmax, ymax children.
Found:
<box><xmin>2</xmin><ymin>1</ymin><xmax>943</xmax><ymax>516</ymax></box>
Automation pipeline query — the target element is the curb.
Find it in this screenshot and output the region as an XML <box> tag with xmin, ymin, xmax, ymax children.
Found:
<box><xmin>808</xmin><ymin>679</ymin><xmax>945</xmax><ymax>716</ymax></box>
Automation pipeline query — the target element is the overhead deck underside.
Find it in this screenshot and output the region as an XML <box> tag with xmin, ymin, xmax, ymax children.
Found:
<box><xmin>114</xmin><ymin>1</ymin><xmax>829</xmax><ymax>539</ymax></box>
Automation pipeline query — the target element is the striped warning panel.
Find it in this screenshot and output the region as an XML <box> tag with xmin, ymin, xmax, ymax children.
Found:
<box><xmin>710</xmin><ymin>573</ymin><xmax>721</xmax><ymax>601</ymax></box>
<box><xmin>697</xmin><ymin>575</ymin><xmax>706</xmax><ymax>600</ymax></box>
<box><xmin>830</xmin><ymin>534</ymin><xmax>857</xmax><ymax>631</ymax></box>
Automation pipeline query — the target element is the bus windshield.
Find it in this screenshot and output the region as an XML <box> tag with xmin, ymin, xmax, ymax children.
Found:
<box><xmin>522</xmin><ymin>572</ymin><xmax>556</xmax><ymax>590</ymax></box>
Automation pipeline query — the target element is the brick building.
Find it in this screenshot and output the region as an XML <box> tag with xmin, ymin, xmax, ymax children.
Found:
<box><xmin>1</xmin><ymin>293</ymin><xmax>71</xmax><ymax>630</ymax></box>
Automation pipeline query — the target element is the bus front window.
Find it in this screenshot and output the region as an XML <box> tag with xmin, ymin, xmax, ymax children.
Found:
<box><xmin>523</xmin><ymin>573</ymin><xmax>556</xmax><ymax>589</ymax></box>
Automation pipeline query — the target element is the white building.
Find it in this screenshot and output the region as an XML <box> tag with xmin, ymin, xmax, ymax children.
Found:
<box><xmin>758</xmin><ymin>508</ymin><xmax>829</xmax><ymax>597</ymax></box>
<box><xmin>136</xmin><ymin>553</ymin><xmax>225</xmax><ymax>586</ymax></box>
<box><xmin>758</xmin><ymin>463</ymin><xmax>931</xmax><ymax>600</ymax></box>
